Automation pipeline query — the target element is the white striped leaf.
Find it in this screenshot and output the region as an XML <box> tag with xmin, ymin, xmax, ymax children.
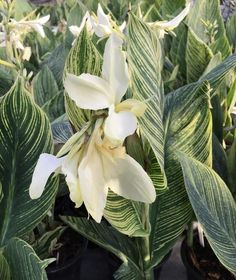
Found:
<box><xmin>0</xmin><ymin>78</ymin><xmax>59</xmax><ymax>246</ymax></box>
<box><xmin>64</xmin><ymin>28</ymin><xmax>101</xmax><ymax>130</ymax></box>
<box><xmin>3</xmin><ymin>238</ymin><xmax>52</xmax><ymax>280</ymax></box>
<box><xmin>149</xmin><ymin>53</ymin><xmax>236</xmax><ymax>267</ymax></box>
<box><xmin>149</xmin><ymin>82</ymin><xmax>212</xmax><ymax>266</ymax></box>
<box><xmin>178</xmin><ymin>152</ymin><xmax>236</xmax><ymax>276</ymax></box>
<box><xmin>128</xmin><ymin>13</ymin><xmax>166</xmax><ymax>193</ymax></box>
<box><xmin>186</xmin><ymin>28</ymin><xmax>213</xmax><ymax>83</ymax></box>
<box><xmin>0</xmin><ymin>253</ymin><xmax>10</xmax><ymax>280</ymax></box>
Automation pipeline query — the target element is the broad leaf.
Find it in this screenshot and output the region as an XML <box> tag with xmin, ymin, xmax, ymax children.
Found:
<box><xmin>128</xmin><ymin>13</ymin><xmax>166</xmax><ymax>193</ymax></box>
<box><xmin>0</xmin><ymin>253</ymin><xmax>10</xmax><ymax>280</ymax></box>
<box><xmin>186</xmin><ymin>28</ymin><xmax>213</xmax><ymax>83</ymax></box>
<box><xmin>3</xmin><ymin>238</ymin><xmax>52</xmax><ymax>280</ymax></box>
<box><xmin>161</xmin><ymin>0</ymin><xmax>185</xmax><ymax>17</ymax></box>
<box><xmin>64</xmin><ymin>28</ymin><xmax>101</xmax><ymax>130</ymax></box>
<box><xmin>178</xmin><ymin>152</ymin><xmax>236</xmax><ymax>276</ymax></box>
<box><xmin>149</xmin><ymin>82</ymin><xmax>212</xmax><ymax>266</ymax></box>
<box><xmin>0</xmin><ymin>78</ymin><xmax>58</xmax><ymax>246</ymax></box>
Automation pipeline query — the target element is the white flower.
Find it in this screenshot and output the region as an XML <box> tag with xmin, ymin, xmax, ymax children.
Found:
<box><xmin>90</xmin><ymin>4</ymin><xmax>126</xmax><ymax>38</ymax></box>
<box><xmin>69</xmin><ymin>11</ymin><xmax>93</xmax><ymax>38</ymax></box>
<box><xmin>29</xmin><ymin>120</ymin><xmax>156</xmax><ymax>223</ymax></box>
<box><xmin>64</xmin><ymin>32</ymin><xmax>146</xmax><ymax>144</ymax></box>
<box><xmin>148</xmin><ymin>0</ymin><xmax>192</xmax><ymax>38</ymax></box>
<box><xmin>10</xmin><ymin>15</ymin><xmax>50</xmax><ymax>38</ymax></box>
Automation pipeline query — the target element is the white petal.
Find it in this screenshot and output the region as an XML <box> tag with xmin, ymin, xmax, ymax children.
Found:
<box><xmin>62</xmin><ymin>153</ymin><xmax>83</xmax><ymax>208</ymax></box>
<box><xmin>102</xmin><ymin>32</ymin><xmax>129</xmax><ymax>103</ymax></box>
<box><xmin>30</xmin><ymin>23</ymin><xmax>46</xmax><ymax>38</ymax></box>
<box><xmin>116</xmin><ymin>99</ymin><xmax>147</xmax><ymax>117</ymax></box>
<box><xmin>97</xmin><ymin>4</ymin><xmax>110</xmax><ymax>27</ymax></box>
<box><xmin>29</xmin><ymin>154</ymin><xmax>64</xmax><ymax>199</ymax></box>
<box><xmin>69</xmin><ymin>12</ymin><xmax>92</xmax><ymax>37</ymax></box>
<box><xmin>149</xmin><ymin>1</ymin><xmax>192</xmax><ymax>31</ymax></box>
<box><xmin>78</xmin><ymin>122</ymin><xmax>108</xmax><ymax>222</ymax></box>
<box><xmin>104</xmin><ymin>106</ymin><xmax>137</xmax><ymax>143</ymax></box>
<box><xmin>64</xmin><ymin>73</ymin><xmax>113</xmax><ymax>110</ymax></box>
<box><xmin>102</xmin><ymin>153</ymin><xmax>156</xmax><ymax>203</ymax></box>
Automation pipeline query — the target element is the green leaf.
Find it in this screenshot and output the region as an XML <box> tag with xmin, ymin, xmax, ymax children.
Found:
<box><xmin>0</xmin><ymin>68</ymin><xmax>13</xmax><ymax>97</ymax></box>
<box><xmin>177</xmin><ymin>152</ymin><xmax>236</xmax><ymax>276</ymax></box>
<box><xmin>61</xmin><ymin>216</ymin><xmax>141</xmax><ymax>273</ymax></box>
<box><xmin>149</xmin><ymin>82</ymin><xmax>212</xmax><ymax>266</ymax></box>
<box><xmin>226</xmin><ymin>13</ymin><xmax>236</xmax><ymax>49</ymax></box>
<box><xmin>186</xmin><ymin>28</ymin><xmax>213</xmax><ymax>83</ymax></box>
<box><xmin>64</xmin><ymin>28</ymin><xmax>102</xmax><ymax>130</ymax></box>
<box><xmin>128</xmin><ymin>13</ymin><xmax>166</xmax><ymax>193</ymax></box>
<box><xmin>33</xmin><ymin>66</ymin><xmax>65</xmax><ymax>122</ymax></box>
<box><xmin>0</xmin><ymin>253</ymin><xmax>10</xmax><ymax>280</ymax></box>
<box><xmin>0</xmin><ymin>182</ymin><xmax>3</xmax><ymax>204</ymax></box>
<box><xmin>33</xmin><ymin>65</ymin><xmax>59</xmax><ymax>107</ymax></box>
<box><xmin>212</xmin><ymin>134</ymin><xmax>229</xmax><ymax>185</ymax></box>
<box><xmin>187</xmin><ymin>0</ymin><xmax>231</xmax><ymax>58</ymax></box>
<box><xmin>3</xmin><ymin>238</ymin><xmax>52</xmax><ymax>280</ymax></box>
<box><xmin>0</xmin><ymin>78</ymin><xmax>58</xmax><ymax>246</ymax></box>
<box><xmin>51</xmin><ymin>118</ymin><xmax>74</xmax><ymax>144</ymax></box>
<box><xmin>170</xmin><ymin>23</ymin><xmax>188</xmax><ymax>80</ymax></box>
<box><xmin>161</xmin><ymin>0</ymin><xmax>185</xmax><ymax>17</ymax></box>
<box><xmin>45</xmin><ymin>43</ymin><xmax>69</xmax><ymax>89</ymax></box>
<box><xmin>14</xmin><ymin>0</ymin><xmax>32</xmax><ymax>20</ymax></box>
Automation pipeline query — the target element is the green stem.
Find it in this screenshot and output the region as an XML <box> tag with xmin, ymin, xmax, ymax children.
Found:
<box><xmin>138</xmin><ymin>204</ymin><xmax>154</xmax><ymax>279</ymax></box>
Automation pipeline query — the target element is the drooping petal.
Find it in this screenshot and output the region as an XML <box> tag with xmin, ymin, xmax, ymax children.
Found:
<box><xmin>69</xmin><ymin>12</ymin><xmax>93</xmax><ymax>38</ymax></box>
<box><xmin>104</xmin><ymin>105</ymin><xmax>137</xmax><ymax>143</ymax></box>
<box><xmin>97</xmin><ymin>4</ymin><xmax>110</xmax><ymax>27</ymax></box>
<box><xmin>102</xmin><ymin>153</ymin><xmax>156</xmax><ymax>203</ymax></box>
<box><xmin>29</xmin><ymin>153</ymin><xmax>64</xmax><ymax>199</ymax></box>
<box><xmin>102</xmin><ymin>32</ymin><xmax>129</xmax><ymax>104</ymax></box>
<box><xmin>20</xmin><ymin>15</ymin><xmax>50</xmax><ymax>38</ymax></box>
<box><xmin>61</xmin><ymin>152</ymin><xmax>83</xmax><ymax>208</ymax></box>
<box><xmin>64</xmin><ymin>73</ymin><xmax>113</xmax><ymax>110</ymax></box>
<box><xmin>149</xmin><ymin>1</ymin><xmax>192</xmax><ymax>34</ymax></box>
<box><xmin>116</xmin><ymin>99</ymin><xmax>147</xmax><ymax>117</ymax></box>
<box><xmin>78</xmin><ymin>120</ymin><xmax>108</xmax><ymax>223</ymax></box>
<box><xmin>90</xmin><ymin>4</ymin><xmax>111</xmax><ymax>37</ymax></box>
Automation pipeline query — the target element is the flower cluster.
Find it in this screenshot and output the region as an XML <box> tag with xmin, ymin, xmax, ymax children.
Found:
<box><xmin>29</xmin><ymin>5</ymin><xmax>156</xmax><ymax>223</ymax></box>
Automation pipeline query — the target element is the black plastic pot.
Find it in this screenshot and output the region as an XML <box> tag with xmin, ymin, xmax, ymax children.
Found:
<box><xmin>46</xmin><ymin>229</ymin><xmax>88</xmax><ymax>280</ymax></box>
<box><xmin>154</xmin><ymin>250</ymin><xmax>172</xmax><ymax>279</ymax></box>
<box><xmin>180</xmin><ymin>237</ymin><xmax>202</xmax><ymax>280</ymax></box>
<box><xmin>181</xmin><ymin>235</ymin><xmax>236</xmax><ymax>280</ymax></box>
<box><xmin>78</xmin><ymin>244</ymin><xmax>172</xmax><ymax>280</ymax></box>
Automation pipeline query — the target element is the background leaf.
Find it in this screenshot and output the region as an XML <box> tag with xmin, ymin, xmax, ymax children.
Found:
<box><xmin>0</xmin><ymin>78</ymin><xmax>58</xmax><ymax>246</ymax></box>
<box><xmin>178</xmin><ymin>152</ymin><xmax>236</xmax><ymax>276</ymax></box>
<box><xmin>128</xmin><ymin>13</ymin><xmax>166</xmax><ymax>193</ymax></box>
<box><xmin>3</xmin><ymin>238</ymin><xmax>52</xmax><ymax>280</ymax></box>
<box><xmin>0</xmin><ymin>253</ymin><xmax>10</xmax><ymax>280</ymax></box>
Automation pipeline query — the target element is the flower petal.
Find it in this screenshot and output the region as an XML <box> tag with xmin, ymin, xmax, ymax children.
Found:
<box><xmin>78</xmin><ymin>122</ymin><xmax>108</xmax><ymax>222</ymax></box>
<box><xmin>102</xmin><ymin>32</ymin><xmax>129</xmax><ymax>103</ymax></box>
<box><xmin>64</xmin><ymin>73</ymin><xmax>113</xmax><ymax>110</ymax></box>
<box><xmin>97</xmin><ymin>4</ymin><xmax>110</xmax><ymax>27</ymax></box>
<box><xmin>104</xmin><ymin>106</ymin><xmax>137</xmax><ymax>143</ymax></box>
<box><xmin>149</xmin><ymin>1</ymin><xmax>192</xmax><ymax>32</ymax></box>
<box><xmin>62</xmin><ymin>153</ymin><xmax>83</xmax><ymax>208</ymax></box>
<box><xmin>102</xmin><ymin>153</ymin><xmax>156</xmax><ymax>203</ymax></box>
<box><xmin>69</xmin><ymin>12</ymin><xmax>92</xmax><ymax>37</ymax></box>
<box><xmin>29</xmin><ymin>153</ymin><xmax>64</xmax><ymax>199</ymax></box>
<box><xmin>116</xmin><ymin>99</ymin><xmax>147</xmax><ymax>117</ymax></box>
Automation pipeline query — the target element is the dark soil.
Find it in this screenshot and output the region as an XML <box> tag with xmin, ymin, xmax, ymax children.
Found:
<box><xmin>187</xmin><ymin>235</ymin><xmax>236</xmax><ymax>280</ymax></box>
